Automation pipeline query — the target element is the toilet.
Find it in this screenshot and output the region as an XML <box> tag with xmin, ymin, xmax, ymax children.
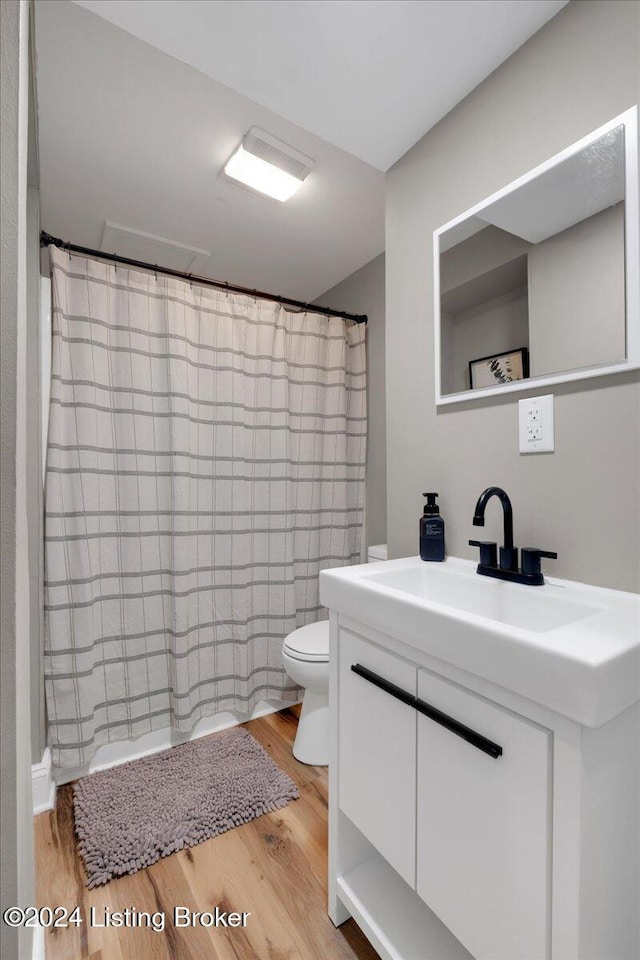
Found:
<box><xmin>282</xmin><ymin>544</ymin><xmax>388</xmax><ymax>765</ymax></box>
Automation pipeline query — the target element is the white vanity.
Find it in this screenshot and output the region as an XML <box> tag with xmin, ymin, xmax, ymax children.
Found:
<box><xmin>319</xmin><ymin>557</ymin><xmax>640</xmax><ymax>960</ymax></box>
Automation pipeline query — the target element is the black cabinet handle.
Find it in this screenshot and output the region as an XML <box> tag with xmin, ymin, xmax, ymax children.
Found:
<box><xmin>350</xmin><ymin>663</ymin><xmax>503</xmax><ymax>760</ymax></box>
<box><xmin>350</xmin><ymin>663</ymin><xmax>416</xmax><ymax>709</ymax></box>
<box><xmin>414</xmin><ymin>696</ymin><xmax>503</xmax><ymax>759</ymax></box>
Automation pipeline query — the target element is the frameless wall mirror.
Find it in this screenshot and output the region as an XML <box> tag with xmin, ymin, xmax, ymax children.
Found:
<box><xmin>434</xmin><ymin>107</ymin><xmax>639</xmax><ymax>405</ymax></box>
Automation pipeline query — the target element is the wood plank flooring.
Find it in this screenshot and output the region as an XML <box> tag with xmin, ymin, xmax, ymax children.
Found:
<box><xmin>35</xmin><ymin>707</ymin><xmax>379</xmax><ymax>960</ymax></box>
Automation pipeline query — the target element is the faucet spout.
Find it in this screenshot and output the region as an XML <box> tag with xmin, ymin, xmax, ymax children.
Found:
<box><xmin>472</xmin><ymin>487</ymin><xmax>515</xmax><ymax>568</ymax></box>
<box><xmin>469</xmin><ymin>486</ymin><xmax>556</xmax><ymax>584</ymax></box>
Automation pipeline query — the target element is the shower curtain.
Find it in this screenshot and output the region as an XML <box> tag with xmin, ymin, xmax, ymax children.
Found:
<box><xmin>44</xmin><ymin>247</ymin><xmax>366</xmax><ymax>769</ymax></box>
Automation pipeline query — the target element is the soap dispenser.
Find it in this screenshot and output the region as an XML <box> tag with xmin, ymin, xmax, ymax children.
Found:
<box><xmin>420</xmin><ymin>492</ymin><xmax>445</xmax><ymax>562</ymax></box>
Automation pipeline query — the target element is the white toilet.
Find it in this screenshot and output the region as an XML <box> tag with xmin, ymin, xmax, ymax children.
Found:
<box><xmin>282</xmin><ymin>544</ymin><xmax>388</xmax><ymax>765</ymax></box>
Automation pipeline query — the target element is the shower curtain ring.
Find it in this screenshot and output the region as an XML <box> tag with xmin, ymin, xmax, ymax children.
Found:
<box><xmin>154</xmin><ymin>264</ymin><xmax>158</xmax><ymax>280</ymax></box>
<box><xmin>112</xmin><ymin>251</ymin><xmax>117</xmax><ymax>273</ymax></box>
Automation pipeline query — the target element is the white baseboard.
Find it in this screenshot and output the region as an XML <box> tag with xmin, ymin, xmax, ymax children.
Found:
<box><xmin>32</xmin><ymin>747</ymin><xmax>56</xmax><ymax>815</ymax></box>
<box><xmin>32</xmin><ymin>922</ymin><xmax>45</xmax><ymax>960</ymax></box>
<box><xmin>53</xmin><ymin>699</ymin><xmax>300</xmax><ymax>786</ymax></box>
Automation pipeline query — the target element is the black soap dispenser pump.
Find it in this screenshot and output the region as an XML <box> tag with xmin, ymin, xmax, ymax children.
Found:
<box><xmin>420</xmin><ymin>492</ymin><xmax>445</xmax><ymax>562</ymax></box>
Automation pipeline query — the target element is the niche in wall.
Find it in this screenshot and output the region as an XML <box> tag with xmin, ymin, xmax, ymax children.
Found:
<box><xmin>439</xmin><ymin>226</ymin><xmax>530</xmax><ymax>394</ymax></box>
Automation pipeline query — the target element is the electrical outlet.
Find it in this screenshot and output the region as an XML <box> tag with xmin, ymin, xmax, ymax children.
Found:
<box><xmin>519</xmin><ymin>395</ymin><xmax>554</xmax><ymax>453</ymax></box>
<box><xmin>526</xmin><ymin>406</ymin><xmax>542</xmax><ymax>440</ymax></box>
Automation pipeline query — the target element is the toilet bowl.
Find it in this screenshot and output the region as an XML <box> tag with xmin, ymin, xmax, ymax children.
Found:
<box><xmin>282</xmin><ymin>544</ymin><xmax>388</xmax><ymax>766</ymax></box>
<box><xmin>282</xmin><ymin>621</ymin><xmax>330</xmax><ymax>765</ymax></box>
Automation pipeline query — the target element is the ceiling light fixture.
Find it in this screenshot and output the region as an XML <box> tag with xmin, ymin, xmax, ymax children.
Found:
<box><xmin>223</xmin><ymin>127</ymin><xmax>315</xmax><ymax>202</ymax></box>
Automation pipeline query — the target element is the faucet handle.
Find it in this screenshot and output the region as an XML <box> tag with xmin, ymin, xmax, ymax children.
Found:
<box><xmin>469</xmin><ymin>540</ymin><xmax>498</xmax><ymax>568</ymax></box>
<box><xmin>521</xmin><ymin>548</ymin><xmax>558</xmax><ymax>578</ymax></box>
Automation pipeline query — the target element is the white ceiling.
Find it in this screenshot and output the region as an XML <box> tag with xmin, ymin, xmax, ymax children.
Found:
<box><xmin>35</xmin><ymin>0</ymin><xmax>568</xmax><ymax>302</ymax></box>
<box><xmin>440</xmin><ymin>126</ymin><xmax>626</xmax><ymax>250</ymax></box>
<box><xmin>35</xmin><ymin>0</ymin><xmax>385</xmax><ymax>301</ymax></box>
<box><xmin>74</xmin><ymin>0</ymin><xmax>568</xmax><ymax>171</ymax></box>
<box><xmin>478</xmin><ymin>127</ymin><xmax>625</xmax><ymax>243</ymax></box>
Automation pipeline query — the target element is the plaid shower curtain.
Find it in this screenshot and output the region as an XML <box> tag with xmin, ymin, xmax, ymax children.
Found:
<box><xmin>44</xmin><ymin>246</ymin><xmax>366</xmax><ymax>769</ymax></box>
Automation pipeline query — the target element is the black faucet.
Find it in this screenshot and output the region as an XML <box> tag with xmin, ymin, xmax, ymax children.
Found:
<box><xmin>472</xmin><ymin>486</ymin><xmax>518</xmax><ymax>572</ymax></box>
<box><xmin>469</xmin><ymin>486</ymin><xmax>557</xmax><ymax>586</ymax></box>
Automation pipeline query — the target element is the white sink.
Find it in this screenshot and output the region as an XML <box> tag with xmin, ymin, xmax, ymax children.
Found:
<box><xmin>320</xmin><ymin>556</ymin><xmax>640</xmax><ymax>727</ymax></box>
<box><xmin>365</xmin><ymin>564</ymin><xmax>601</xmax><ymax>633</ymax></box>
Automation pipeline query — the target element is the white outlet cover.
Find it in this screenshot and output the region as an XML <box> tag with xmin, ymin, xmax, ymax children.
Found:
<box><xmin>519</xmin><ymin>395</ymin><xmax>555</xmax><ymax>453</ymax></box>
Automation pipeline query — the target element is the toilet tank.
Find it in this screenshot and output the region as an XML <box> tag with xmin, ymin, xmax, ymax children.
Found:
<box><xmin>367</xmin><ymin>543</ymin><xmax>388</xmax><ymax>563</ymax></box>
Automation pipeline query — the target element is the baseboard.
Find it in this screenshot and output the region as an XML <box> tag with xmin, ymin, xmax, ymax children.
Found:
<box><xmin>53</xmin><ymin>699</ymin><xmax>300</xmax><ymax>786</ymax></box>
<box><xmin>32</xmin><ymin>747</ymin><xmax>56</xmax><ymax>815</ymax></box>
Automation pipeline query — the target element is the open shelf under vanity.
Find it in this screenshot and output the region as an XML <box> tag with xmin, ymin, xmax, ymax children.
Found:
<box><xmin>337</xmin><ymin>850</ymin><xmax>471</xmax><ymax>960</ymax></box>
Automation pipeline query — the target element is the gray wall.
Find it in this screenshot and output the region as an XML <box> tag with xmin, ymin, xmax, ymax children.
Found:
<box><xmin>386</xmin><ymin>0</ymin><xmax>640</xmax><ymax>591</ymax></box>
<box><xmin>440</xmin><ymin>225</ymin><xmax>531</xmax><ymax>294</ymax></box>
<box><xmin>450</xmin><ymin>288</ymin><xmax>529</xmax><ymax>394</ymax></box>
<box><xmin>1</xmin><ymin>1</ymin><xmax>36</xmax><ymax>958</ymax></box>
<box><xmin>528</xmin><ymin>202</ymin><xmax>626</xmax><ymax>375</ymax></box>
<box><xmin>440</xmin><ymin>226</ymin><xmax>530</xmax><ymax>394</ymax></box>
<box><xmin>316</xmin><ymin>253</ymin><xmax>387</xmax><ymax>548</ymax></box>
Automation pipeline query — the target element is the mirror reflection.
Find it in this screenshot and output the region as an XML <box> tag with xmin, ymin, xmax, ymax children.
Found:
<box><xmin>438</xmin><ymin>125</ymin><xmax>626</xmax><ymax>396</ymax></box>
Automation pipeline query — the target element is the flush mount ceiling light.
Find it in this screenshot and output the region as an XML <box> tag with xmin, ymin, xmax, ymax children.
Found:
<box><xmin>223</xmin><ymin>127</ymin><xmax>315</xmax><ymax>202</ymax></box>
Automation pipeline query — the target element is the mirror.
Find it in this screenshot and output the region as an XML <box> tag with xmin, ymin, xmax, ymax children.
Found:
<box><xmin>434</xmin><ymin>107</ymin><xmax>639</xmax><ymax>404</ymax></box>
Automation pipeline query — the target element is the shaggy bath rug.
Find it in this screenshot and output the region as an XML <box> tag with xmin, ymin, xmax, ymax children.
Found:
<box><xmin>73</xmin><ymin>727</ymin><xmax>299</xmax><ymax>887</ymax></box>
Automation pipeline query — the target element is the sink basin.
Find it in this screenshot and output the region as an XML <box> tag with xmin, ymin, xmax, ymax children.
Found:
<box><xmin>320</xmin><ymin>556</ymin><xmax>640</xmax><ymax>727</ymax></box>
<box><xmin>365</xmin><ymin>564</ymin><xmax>600</xmax><ymax>633</ymax></box>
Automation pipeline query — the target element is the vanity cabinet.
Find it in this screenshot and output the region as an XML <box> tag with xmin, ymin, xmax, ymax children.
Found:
<box><xmin>329</xmin><ymin>611</ymin><xmax>639</xmax><ymax>960</ymax></box>
<box><xmin>416</xmin><ymin>670</ymin><xmax>550</xmax><ymax>960</ymax></box>
<box><xmin>338</xmin><ymin>629</ymin><xmax>551</xmax><ymax>959</ymax></box>
<box><xmin>338</xmin><ymin>629</ymin><xmax>417</xmax><ymax>887</ymax></box>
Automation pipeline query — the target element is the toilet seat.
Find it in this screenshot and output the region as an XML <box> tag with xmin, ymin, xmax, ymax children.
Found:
<box><xmin>283</xmin><ymin>621</ymin><xmax>329</xmax><ymax>662</ymax></box>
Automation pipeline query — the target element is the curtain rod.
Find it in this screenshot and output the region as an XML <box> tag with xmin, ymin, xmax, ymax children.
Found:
<box><xmin>40</xmin><ymin>231</ymin><xmax>367</xmax><ymax>325</ymax></box>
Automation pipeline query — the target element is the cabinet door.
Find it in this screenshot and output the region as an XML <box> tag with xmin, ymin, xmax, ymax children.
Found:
<box><xmin>338</xmin><ymin>629</ymin><xmax>417</xmax><ymax>888</ymax></box>
<box><xmin>416</xmin><ymin>670</ymin><xmax>551</xmax><ymax>960</ymax></box>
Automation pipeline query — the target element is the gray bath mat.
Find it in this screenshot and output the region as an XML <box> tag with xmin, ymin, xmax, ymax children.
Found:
<box><xmin>73</xmin><ymin>726</ymin><xmax>299</xmax><ymax>887</ymax></box>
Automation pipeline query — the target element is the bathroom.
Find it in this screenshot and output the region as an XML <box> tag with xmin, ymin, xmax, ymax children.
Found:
<box><xmin>1</xmin><ymin>1</ymin><xmax>639</xmax><ymax>959</ymax></box>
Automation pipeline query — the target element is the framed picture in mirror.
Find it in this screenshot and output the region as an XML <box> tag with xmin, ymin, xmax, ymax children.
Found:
<box><xmin>469</xmin><ymin>348</ymin><xmax>529</xmax><ymax>389</ymax></box>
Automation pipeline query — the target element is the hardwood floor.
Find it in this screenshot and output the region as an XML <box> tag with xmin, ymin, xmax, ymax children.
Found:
<box><xmin>35</xmin><ymin>707</ymin><xmax>379</xmax><ymax>960</ymax></box>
